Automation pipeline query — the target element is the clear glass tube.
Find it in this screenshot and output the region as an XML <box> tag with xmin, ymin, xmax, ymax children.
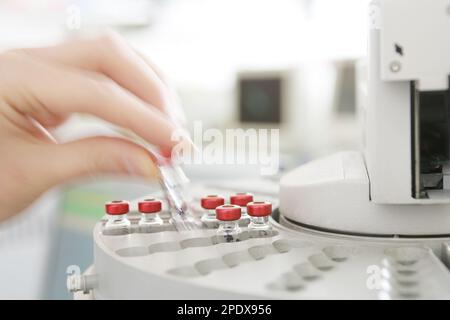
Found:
<box><xmin>248</xmin><ymin>216</ymin><xmax>272</xmax><ymax>238</ymax></box>
<box><xmin>201</xmin><ymin>209</ymin><xmax>217</xmax><ymax>226</ymax></box>
<box><xmin>103</xmin><ymin>214</ymin><xmax>131</xmax><ymax>235</ymax></box>
<box><xmin>139</xmin><ymin>213</ymin><xmax>163</xmax><ymax>226</ymax></box>
<box><xmin>216</xmin><ymin>221</ymin><xmax>242</xmax><ymax>243</ymax></box>
<box><xmin>248</xmin><ymin>216</ymin><xmax>271</xmax><ymax>230</ymax></box>
<box><xmin>138</xmin><ymin>213</ymin><xmax>163</xmax><ymax>233</ymax></box>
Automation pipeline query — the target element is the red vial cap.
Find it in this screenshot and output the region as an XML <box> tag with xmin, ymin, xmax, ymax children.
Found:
<box><xmin>201</xmin><ymin>195</ymin><xmax>225</xmax><ymax>209</ymax></box>
<box><xmin>230</xmin><ymin>193</ymin><xmax>254</xmax><ymax>207</ymax></box>
<box><xmin>247</xmin><ymin>201</ymin><xmax>272</xmax><ymax>217</ymax></box>
<box><xmin>105</xmin><ymin>200</ymin><xmax>129</xmax><ymax>215</ymax></box>
<box><xmin>216</xmin><ymin>205</ymin><xmax>241</xmax><ymax>221</ymax></box>
<box><xmin>138</xmin><ymin>198</ymin><xmax>162</xmax><ymax>214</ymax></box>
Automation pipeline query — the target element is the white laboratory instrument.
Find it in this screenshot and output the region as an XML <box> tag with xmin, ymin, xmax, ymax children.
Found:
<box><xmin>68</xmin><ymin>0</ymin><xmax>450</xmax><ymax>299</ymax></box>
<box><xmin>281</xmin><ymin>0</ymin><xmax>450</xmax><ymax>236</ymax></box>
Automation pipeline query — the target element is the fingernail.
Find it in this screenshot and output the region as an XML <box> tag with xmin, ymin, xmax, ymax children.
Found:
<box><xmin>160</xmin><ymin>146</ymin><xmax>172</xmax><ymax>159</ymax></box>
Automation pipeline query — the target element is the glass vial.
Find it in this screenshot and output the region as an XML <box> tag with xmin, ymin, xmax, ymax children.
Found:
<box><xmin>138</xmin><ymin>198</ymin><xmax>164</xmax><ymax>232</ymax></box>
<box><xmin>230</xmin><ymin>193</ymin><xmax>253</xmax><ymax>225</ymax></box>
<box><xmin>103</xmin><ymin>200</ymin><xmax>131</xmax><ymax>235</ymax></box>
<box><xmin>247</xmin><ymin>201</ymin><xmax>273</xmax><ymax>238</ymax></box>
<box><xmin>200</xmin><ymin>195</ymin><xmax>225</xmax><ymax>228</ymax></box>
<box><xmin>215</xmin><ymin>204</ymin><xmax>242</xmax><ymax>243</ymax></box>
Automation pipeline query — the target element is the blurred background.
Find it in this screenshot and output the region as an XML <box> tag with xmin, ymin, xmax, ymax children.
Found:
<box><xmin>0</xmin><ymin>0</ymin><xmax>369</xmax><ymax>299</ymax></box>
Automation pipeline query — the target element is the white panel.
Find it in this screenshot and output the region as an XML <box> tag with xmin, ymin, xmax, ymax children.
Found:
<box><xmin>366</xmin><ymin>29</ymin><xmax>414</xmax><ymax>203</ymax></box>
<box><xmin>280</xmin><ymin>151</ymin><xmax>450</xmax><ymax>235</ymax></box>
<box><xmin>380</xmin><ymin>0</ymin><xmax>450</xmax><ymax>90</ymax></box>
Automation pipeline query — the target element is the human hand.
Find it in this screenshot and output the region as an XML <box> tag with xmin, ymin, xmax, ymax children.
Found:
<box><xmin>0</xmin><ymin>32</ymin><xmax>184</xmax><ymax>220</ymax></box>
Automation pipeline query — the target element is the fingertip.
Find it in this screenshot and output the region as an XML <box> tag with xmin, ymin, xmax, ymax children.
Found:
<box><xmin>159</xmin><ymin>146</ymin><xmax>172</xmax><ymax>159</ymax></box>
<box><xmin>51</xmin><ymin>137</ymin><xmax>161</xmax><ymax>182</ymax></box>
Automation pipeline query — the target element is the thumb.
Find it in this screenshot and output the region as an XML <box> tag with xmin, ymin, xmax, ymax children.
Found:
<box><xmin>40</xmin><ymin>136</ymin><xmax>159</xmax><ymax>187</ymax></box>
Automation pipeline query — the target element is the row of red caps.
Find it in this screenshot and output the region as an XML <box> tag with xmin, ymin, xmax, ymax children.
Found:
<box><xmin>105</xmin><ymin>199</ymin><xmax>162</xmax><ymax>215</ymax></box>
<box><xmin>201</xmin><ymin>193</ymin><xmax>272</xmax><ymax>221</ymax></box>
<box><xmin>104</xmin><ymin>193</ymin><xmax>272</xmax><ymax>221</ymax></box>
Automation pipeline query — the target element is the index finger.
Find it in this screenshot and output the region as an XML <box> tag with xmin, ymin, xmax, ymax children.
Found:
<box><xmin>21</xmin><ymin>32</ymin><xmax>178</xmax><ymax>123</ymax></box>
<box><xmin>6</xmin><ymin>51</ymin><xmax>182</xmax><ymax>149</ymax></box>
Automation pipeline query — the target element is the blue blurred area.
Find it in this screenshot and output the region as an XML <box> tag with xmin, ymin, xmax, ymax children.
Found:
<box><xmin>45</xmin><ymin>227</ymin><xmax>94</xmax><ymax>299</ymax></box>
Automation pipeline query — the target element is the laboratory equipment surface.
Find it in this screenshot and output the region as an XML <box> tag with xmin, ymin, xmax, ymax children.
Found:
<box><xmin>281</xmin><ymin>0</ymin><xmax>450</xmax><ymax>236</ymax></box>
<box><xmin>67</xmin><ymin>183</ymin><xmax>450</xmax><ymax>299</ymax></box>
<box><xmin>67</xmin><ymin>0</ymin><xmax>450</xmax><ymax>299</ymax></box>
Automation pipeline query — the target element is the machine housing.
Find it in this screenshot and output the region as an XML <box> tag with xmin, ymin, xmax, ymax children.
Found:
<box><xmin>280</xmin><ymin>0</ymin><xmax>450</xmax><ymax>236</ymax></box>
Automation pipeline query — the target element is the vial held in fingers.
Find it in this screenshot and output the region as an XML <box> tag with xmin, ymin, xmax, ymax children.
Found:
<box><xmin>103</xmin><ymin>200</ymin><xmax>131</xmax><ymax>235</ymax></box>
<box><xmin>215</xmin><ymin>204</ymin><xmax>242</xmax><ymax>243</ymax></box>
